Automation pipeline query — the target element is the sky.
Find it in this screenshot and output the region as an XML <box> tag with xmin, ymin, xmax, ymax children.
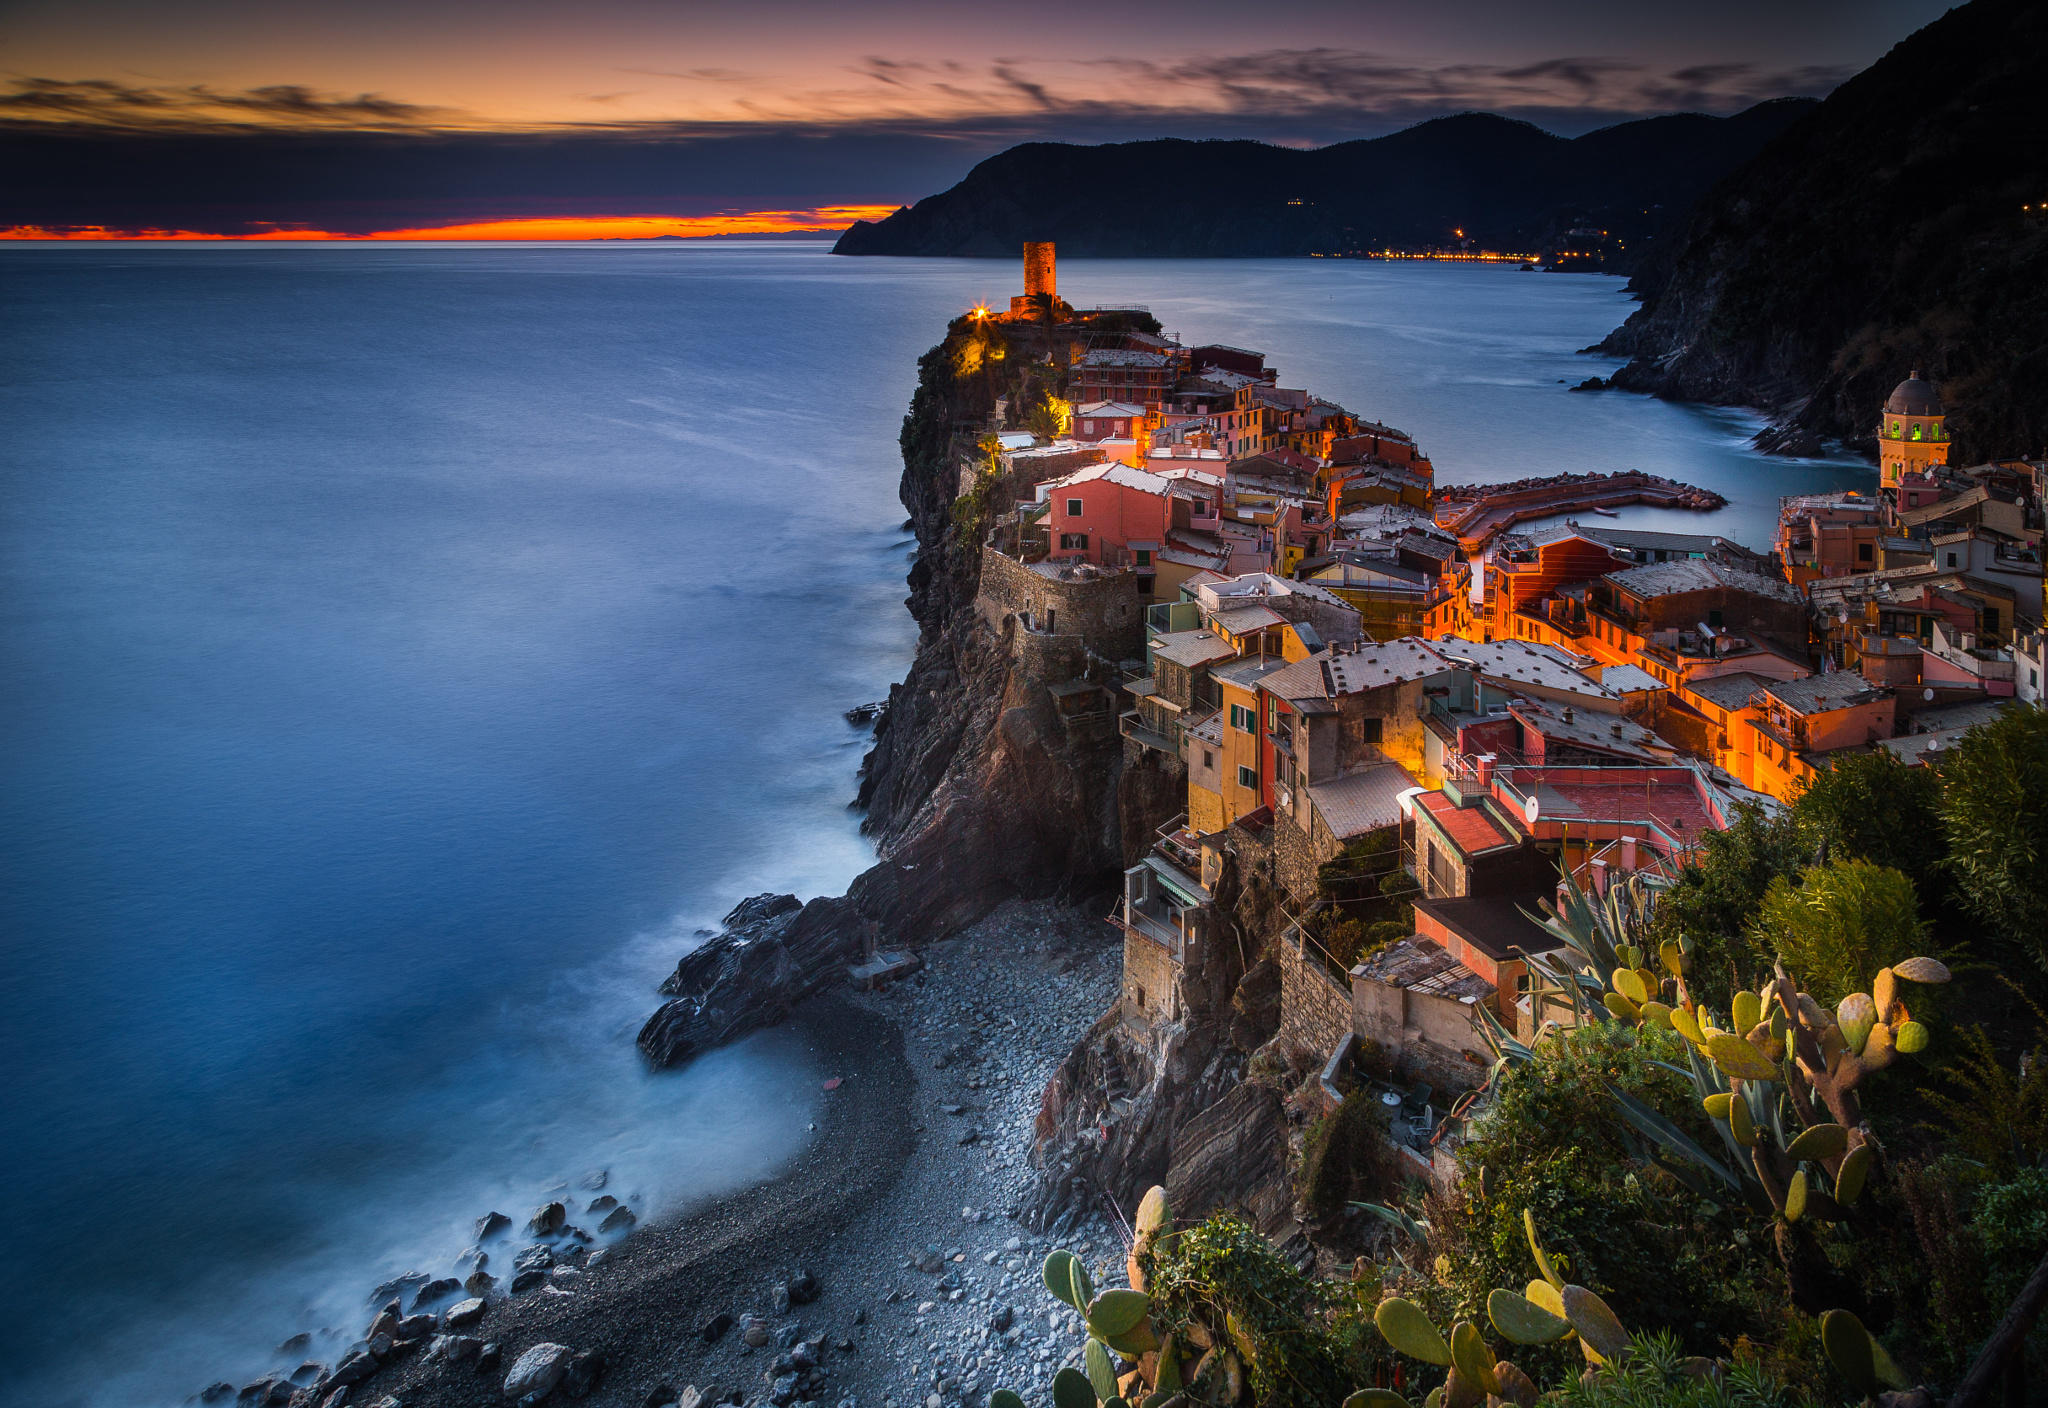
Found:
<box><xmin>1</xmin><ymin>0</ymin><xmax>1957</xmax><ymax>238</ymax></box>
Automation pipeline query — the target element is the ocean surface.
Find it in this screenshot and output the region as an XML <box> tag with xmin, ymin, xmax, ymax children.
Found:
<box><xmin>0</xmin><ymin>244</ymin><xmax>1870</xmax><ymax>1406</ymax></box>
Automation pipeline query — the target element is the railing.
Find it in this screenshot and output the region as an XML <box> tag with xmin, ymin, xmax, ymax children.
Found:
<box><xmin>1120</xmin><ymin>710</ymin><xmax>1179</xmax><ymax>756</ymax></box>
<box><xmin>1122</xmin><ymin>905</ymin><xmax>1185</xmax><ymax>958</ymax></box>
<box><xmin>1153</xmin><ymin>816</ymin><xmax>1204</xmax><ymax>877</ymax></box>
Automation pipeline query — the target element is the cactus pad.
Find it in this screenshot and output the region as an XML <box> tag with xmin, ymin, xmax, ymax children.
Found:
<box><xmin>1560</xmin><ymin>1286</ymin><xmax>1630</xmax><ymax>1363</ymax></box>
<box><xmin>1835</xmin><ymin>1144</ymin><xmax>1871</xmax><ymax>1204</ymax></box>
<box><xmin>1612</xmin><ymin>967</ymin><xmax>1648</xmax><ymax>1005</ymax></box>
<box><xmin>1707</xmin><ymin>1031</ymin><xmax>1779</xmax><ymax>1081</ymax></box>
<box><xmin>1340</xmin><ymin>1393</ymin><xmax>1412</xmax><ymax>1408</ymax></box>
<box><xmin>1044</xmin><ymin>1251</ymin><xmax>1084</xmax><ymax>1311</ymax></box>
<box><xmin>1892</xmin><ymin>956</ymin><xmax>1951</xmax><ymax>983</ymax></box>
<box><xmin>1785</xmin><ymin>1169</ymin><xmax>1809</xmax><ymax>1223</ymax></box>
<box><xmin>1491</xmin><ymin>1361</ymin><xmax>1539</xmax><ymax>1408</ymax></box>
<box><xmin>1732</xmin><ymin>990</ymin><xmax>1762</xmax><ymax>1034</ymax></box>
<box><xmin>1486</xmin><ymin>1289</ymin><xmax>1570</xmax><ymax>1345</ymax></box>
<box><xmin>1449</xmin><ymin>1320</ymin><xmax>1499</xmax><ymax>1394</ymax></box>
<box><xmin>1525</xmin><ymin>1280</ymin><xmax>1566</xmax><ymax>1317</ymax></box>
<box><xmin>1086</xmin><ymin>1290</ymin><xmax>1152</xmax><ymax>1340</ymax></box>
<box><xmin>1374</xmin><ymin>1297</ymin><xmax>1453</xmax><ymax>1366</ymax></box>
<box><xmin>1522</xmin><ymin>1208</ymin><xmax>1566</xmax><ymax>1290</ymax></box>
<box><xmin>1895</xmin><ymin>1020</ymin><xmax>1930</xmax><ymax>1054</ymax></box>
<box><xmin>1728</xmin><ymin>1094</ymin><xmax>1755</xmax><ymax>1147</ymax></box>
<box><xmin>1786</xmin><ymin>1123</ymin><xmax>1848</xmax><ymax>1163</ymax></box>
<box><xmin>1084</xmin><ymin>1337</ymin><xmax>1118</xmax><ymax>1401</ymax></box>
<box><xmin>1052</xmin><ymin>1367</ymin><xmax>1098</xmax><ymax>1408</ymax></box>
<box><xmin>1820</xmin><ymin>1309</ymin><xmax>1879</xmax><ymax>1396</ymax></box>
<box><xmin>1702</xmin><ymin>1092</ymin><xmax>1733</xmax><ymax>1119</ymax></box>
<box><xmin>1670</xmin><ymin>1007</ymin><xmax>1705</xmax><ymax>1044</ymax></box>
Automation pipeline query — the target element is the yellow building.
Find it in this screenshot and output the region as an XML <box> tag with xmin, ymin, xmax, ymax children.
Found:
<box><xmin>1190</xmin><ymin>655</ymin><xmax>1289</xmax><ymax>832</ymax></box>
<box><xmin>1877</xmin><ymin>372</ymin><xmax>1948</xmax><ymax>491</ymax></box>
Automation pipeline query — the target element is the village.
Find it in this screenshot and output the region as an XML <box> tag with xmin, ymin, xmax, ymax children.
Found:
<box><xmin>954</xmin><ymin>244</ymin><xmax>2048</xmax><ymax>1177</ymax></box>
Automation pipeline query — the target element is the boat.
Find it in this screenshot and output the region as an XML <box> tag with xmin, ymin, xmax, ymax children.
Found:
<box><xmin>1590</xmin><ymin>507</ymin><xmax>1620</xmax><ymax>517</ymax></box>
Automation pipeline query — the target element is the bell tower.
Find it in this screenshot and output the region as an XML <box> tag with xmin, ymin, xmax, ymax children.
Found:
<box><xmin>1877</xmin><ymin>370</ymin><xmax>1948</xmax><ymax>491</ymax></box>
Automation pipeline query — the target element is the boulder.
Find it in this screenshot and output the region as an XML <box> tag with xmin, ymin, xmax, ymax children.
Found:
<box><xmin>987</xmin><ymin>1305</ymin><xmax>1012</xmax><ymax>1333</ymax></box>
<box><xmin>548</xmin><ymin>1265</ymin><xmax>584</xmax><ymax>1288</ymax></box>
<box><xmin>740</xmin><ymin>1318</ymin><xmax>770</xmax><ymax>1349</ymax></box>
<box><xmin>444</xmin><ymin>1297</ymin><xmax>488</xmax><ymax>1329</ymax></box>
<box><xmin>411</xmin><ymin>1277</ymin><xmax>462</xmax><ymax>1310</ymax></box>
<box><xmin>366</xmin><ymin>1309</ymin><xmax>400</xmax><ymax>1343</ymax></box>
<box><xmin>290</xmin><ymin>1362</ymin><xmax>326</xmax><ymax>1385</ymax></box>
<box><xmin>510</xmin><ymin>1269</ymin><xmax>549</xmax><ymax>1294</ymax></box>
<box><xmin>699</xmin><ymin>1312</ymin><xmax>734</xmax><ymax>1343</ymax></box>
<box><xmin>513</xmin><ymin>1245</ymin><xmax>555</xmax><ymax>1273</ymax></box>
<box><xmin>598</xmin><ymin>1206</ymin><xmax>636</xmax><ymax>1234</ymax></box>
<box><xmin>770</xmin><ymin>1284</ymin><xmax>791</xmax><ymax>1316</ymax></box>
<box><xmin>327</xmin><ymin>1353</ymin><xmax>378</xmax><ymax>1388</ymax></box>
<box><xmin>579</xmin><ymin>1170</ymin><xmax>608</xmax><ymax>1192</ymax></box>
<box><xmin>317</xmin><ymin>1389</ymin><xmax>350</xmax><ymax>1408</ymax></box>
<box><xmin>201</xmin><ymin>1384</ymin><xmax>235</xmax><ymax>1403</ymax></box>
<box><xmin>585</xmin><ymin>1195</ymin><xmax>619</xmax><ymax>1215</ymax></box>
<box><xmin>465</xmin><ymin>1270</ymin><xmax>498</xmax><ymax>1296</ymax></box>
<box><xmin>560</xmin><ymin>1351</ymin><xmax>606</xmax><ymax>1399</ymax></box>
<box><xmin>475</xmin><ymin>1212</ymin><xmax>513</xmax><ymax>1242</ymax></box>
<box><xmin>277</xmin><ymin>1334</ymin><xmax>314</xmax><ymax>1356</ymax></box>
<box><xmin>427</xmin><ymin>1334</ymin><xmax>484</xmax><ymax>1366</ymax></box>
<box><xmin>368</xmin><ymin>1273</ymin><xmax>429</xmax><ymax>1307</ymax></box>
<box><xmin>502</xmin><ymin>1343</ymin><xmax>574</xmax><ymax>1400</ymax></box>
<box><xmin>642</xmin><ymin>1386</ymin><xmax>679</xmax><ymax>1408</ymax></box>
<box><xmin>787</xmin><ymin>1270</ymin><xmax>820</xmax><ymax>1306</ymax></box>
<box><xmin>395</xmin><ymin>1314</ymin><xmax>436</xmax><ymax>1339</ymax></box>
<box><xmin>455</xmin><ymin>1247</ymin><xmax>488</xmax><ymax>1273</ymax></box>
<box><xmin>769</xmin><ymin>1375</ymin><xmax>799</xmax><ymax>1408</ymax></box>
<box><xmin>525</xmin><ymin>1203</ymin><xmax>567</xmax><ymax>1238</ymax></box>
<box><xmin>477</xmin><ymin>1343</ymin><xmax>502</xmax><ymax>1375</ymax></box>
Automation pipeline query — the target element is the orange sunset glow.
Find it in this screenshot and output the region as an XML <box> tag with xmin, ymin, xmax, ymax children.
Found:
<box><xmin>0</xmin><ymin>206</ymin><xmax>904</xmax><ymax>242</ymax></box>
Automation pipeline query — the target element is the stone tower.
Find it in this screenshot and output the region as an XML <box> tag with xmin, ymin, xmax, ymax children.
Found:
<box><xmin>1023</xmin><ymin>242</ymin><xmax>1056</xmax><ymax>300</ymax></box>
<box><xmin>1877</xmin><ymin>370</ymin><xmax>1948</xmax><ymax>491</ymax></box>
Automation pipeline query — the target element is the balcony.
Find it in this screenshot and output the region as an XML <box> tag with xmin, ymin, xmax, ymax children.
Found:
<box><xmin>1120</xmin><ymin>710</ymin><xmax>1180</xmax><ymax>756</ymax></box>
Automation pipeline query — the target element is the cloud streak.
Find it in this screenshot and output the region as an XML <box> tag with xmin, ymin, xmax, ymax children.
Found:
<box><xmin>1</xmin><ymin>48</ymin><xmax>1846</xmax><ymax>141</ymax></box>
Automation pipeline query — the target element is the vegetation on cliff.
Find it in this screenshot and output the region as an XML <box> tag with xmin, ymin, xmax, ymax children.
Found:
<box><xmin>833</xmin><ymin>105</ymin><xmax>1812</xmax><ymax>269</ymax></box>
<box><xmin>1597</xmin><ymin>0</ymin><xmax>2048</xmax><ymax>461</ymax></box>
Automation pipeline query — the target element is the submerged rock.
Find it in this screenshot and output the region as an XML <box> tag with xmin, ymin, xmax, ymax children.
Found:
<box><xmin>524</xmin><ymin>1202</ymin><xmax>566</xmax><ymax>1237</ymax></box>
<box><xmin>475</xmin><ymin>1211</ymin><xmax>513</xmax><ymax>1241</ymax></box>
<box><xmin>598</xmin><ymin>1205</ymin><xmax>636</xmax><ymax>1234</ymax></box>
<box><xmin>411</xmin><ymin>1277</ymin><xmax>462</xmax><ymax>1310</ymax></box>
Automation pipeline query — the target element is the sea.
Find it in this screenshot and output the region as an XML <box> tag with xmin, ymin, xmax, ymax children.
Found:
<box><xmin>0</xmin><ymin>242</ymin><xmax>1872</xmax><ymax>1406</ymax></box>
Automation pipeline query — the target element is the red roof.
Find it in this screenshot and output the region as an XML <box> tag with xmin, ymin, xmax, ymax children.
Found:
<box><xmin>1416</xmin><ymin>791</ymin><xmax>1517</xmax><ymax>856</ymax></box>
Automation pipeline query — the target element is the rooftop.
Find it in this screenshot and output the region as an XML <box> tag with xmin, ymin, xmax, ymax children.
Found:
<box><xmin>1260</xmin><ymin>638</ymin><xmax>1451</xmax><ymax>701</ymax></box>
<box><xmin>1430</xmin><ymin>637</ymin><xmax>1618</xmax><ymax>700</ymax></box>
<box><xmin>1413</xmin><ymin>895</ymin><xmax>1564</xmax><ymax>962</ymax></box>
<box><xmin>1210</xmin><ymin>604</ymin><xmax>1288</xmax><ymax>636</ymax></box>
<box><xmin>1760</xmin><ymin>673</ymin><xmax>1889</xmax><ymax>714</ymax></box>
<box><xmin>1306</xmin><ymin>759</ymin><xmax>1420</xmax><ymax>840</ymax></box>
<box><xmin>1681</xmin><ymin>671</ymin><xmax>1771</xmax><ymax>713</ymax></box>
<box><xmin>1150</xmin><ymin>629</ymin><xmax>1241</xmax><ymax>670</ymax></box>
<box><xmin>1606</xmin><ymin>559</ymin><xmax>1803</xmax><ymax>604</ymax></box>
<box><xmin>1415</xmin><ymin>790</ymin><xmax>1518</xmax><ymax>856</ymax></box>
<box><xmin>1210</xmin><ymin>655</ymin><xmax>1292</xmax><ymax>691</ymax></box>
<box><xmin>1575</xmin><ymin>524</ymin><xmax>1737</xmax><ymax>554</ymax></box>
<box><xmin>1508</xmin><ymin>698</ymin><xmax>1671</xmax><ymax>764</ymax></box>
<box><xmin>1353</xmin><ymin>934</ymin><xmax>1494</xmax><ymax>1001</ymax></box>
<box><xmin>1597</xmin><ymin>664</ymin><xmax>1667</xmax><ymax>695</ymax></box>
<box><xmin>1080</xmin><ymin>349</ymin><xmax>1173</xmax><ymax>368</ymax></box>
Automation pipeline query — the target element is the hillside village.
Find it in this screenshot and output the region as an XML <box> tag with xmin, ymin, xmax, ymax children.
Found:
<box><xmin>954</xmin><ymin>249</ymin><xmax>2044</xmax><ymax>1122</ymax></box>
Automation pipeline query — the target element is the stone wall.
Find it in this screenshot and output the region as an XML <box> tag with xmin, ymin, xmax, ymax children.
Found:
<box><xmin>1276</xmin><ymin>936</ymin><xmax>1353</xmax><ymax>1065</ymax></box>
<box><xmin>1122</xmin><ymin>928</ymin><xmax>1181</xmax><ymax>1023</ymax></box>
<box><xmin>1272</xmin><ymin>814</ymin><xmax>1322</xmax><ymax>902</ymax></box>
<box><xmin>977</xmin><ymin>545</ymin><xmax>1146</xmax><ymax>660</ymax></box>
<box><xmin>1351</xmin><ymin>980</ymin><xmax>1489</xmax><ymax>1094</ymax></box>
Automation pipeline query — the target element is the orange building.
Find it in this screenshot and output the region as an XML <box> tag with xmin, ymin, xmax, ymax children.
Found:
<box><xmin>1877</xmin><ymin>372</ymin><xmax>1949</xmax><ymax>493</ymax></box>
<box><xmin>1484</xmin><ymin>527</ymin><xmax>1627</xmax><ymax>646</ymax></box>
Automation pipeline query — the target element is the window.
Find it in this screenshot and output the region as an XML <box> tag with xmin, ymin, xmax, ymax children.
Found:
<box><xmin>1202</xmin><ymin>749</ymin><xmax>1214</xmax><ymax>769</ymax></box>
<box><xmin>1135</xmin><ymin>549</ymin><xmax>1152</xmax><ymax>568</ymax></box>
<box><xmin>1945</xmin><ymin>552</ymin><xmax>1958</xmax><ymax>568</ymax></box>
<box><xmin>1362</xmin><ymin>717</ymin><xmax>1383</xmax><ymax>745</ymax></box>
<box><xmin>1984</xmin><ymin>607</ymin><xmax>2000</xmax><ymax>635</ymax></box>
<box><xmin>1066</xmin><ymin>498</ymin><xmax>1084</xmax><ymax>516</ymax></box>
<box><xmin>1857</xmin><ymin>542</ymin><xmax>1873</xmax><ymax>563</ymax></box>
<box><xmin>1236</xmin><ymin>764</ymin><xmax>1259</xmax><ymax>790</ymax></box>
<box><xmin>1228</xmin><ymin>703</ymin><xmax>1255</xmax><ymax>732</ymax></box>
<box><xmin>1059</xmin><ymin>533</ymin><xmax>1088</xmax><ymax>550</ymax></box>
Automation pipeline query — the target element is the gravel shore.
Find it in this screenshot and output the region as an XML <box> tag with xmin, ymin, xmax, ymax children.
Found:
<box><xmin>360</xmin><ymin>895</ymin><xmax>1126</xmax><ymax>1408</ymax></box>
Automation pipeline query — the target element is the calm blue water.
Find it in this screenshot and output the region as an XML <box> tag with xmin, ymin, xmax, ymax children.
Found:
<box><xmin>0</xmin><ymin>246</ymin><xmax>1870</xmax><ymax>1406</ymax></box>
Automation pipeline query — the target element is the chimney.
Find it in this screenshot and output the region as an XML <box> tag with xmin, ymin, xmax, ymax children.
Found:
<box><xmin>1475</xmin><ymin>753</ymin><xmax>1496</xmax><ymax>788</ymax></box>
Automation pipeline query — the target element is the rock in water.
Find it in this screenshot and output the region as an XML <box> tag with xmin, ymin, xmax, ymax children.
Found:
<box><xmin>598</xmin><ymin>1204</ymin><xmax>636</xmax><ymax>1233</ymax></box>
<box><xmin>637</xmin><ymin>894</ymin><xmax>863</xmax><ymax>1067</ymax></box>
<box><xmin>444</xmin><ymin>1297</ymin><xmax>487</xmax><ymax>1329</ymax></box>
<box><xmin>524</xmin><ymin>1202</ymin><xmax>566</xmax><ymax>1237</ymax></box>
<box><xmin>475</xmin><ymin>1211</ymin><xmax>513</xmax><ymax>1241</ymax></box>
<box><xmin>502</xmin><ymin>1343</ymin><xmax>574</xmax><ymax>1400</ymax></box>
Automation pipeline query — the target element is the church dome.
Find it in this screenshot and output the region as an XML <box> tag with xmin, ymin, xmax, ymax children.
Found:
<box><xmin>1885</xmin><ymin>372</ymin><xmax>1942</xmax><ymax>417</ymax></box>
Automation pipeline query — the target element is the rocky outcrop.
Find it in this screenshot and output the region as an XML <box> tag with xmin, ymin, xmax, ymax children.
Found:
<box><xmin>1594</xmin><ymin>0</ymin><xmax>2048</xmax><ymax>461</ymax></box>
<box><xmin>1023</xmin><ymin>841</ymin><xmax>1301</xmax><ymax>1232</ymax></box>
<box><xmin>639</xmin><ymin>316</ymin><xmax>1149</xmax><ymax>1069</ymax></box>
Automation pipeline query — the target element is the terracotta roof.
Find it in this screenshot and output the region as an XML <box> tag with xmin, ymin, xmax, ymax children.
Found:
<box><xmin>1415</xmin><ymin>790</ymin><xmax>1517</xmax><ymax>856</ymax></box>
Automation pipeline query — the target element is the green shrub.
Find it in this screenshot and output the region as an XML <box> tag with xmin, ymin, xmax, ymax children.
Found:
<box><xmin>1301</xmin><ymin>1091</ymin><xmax>1404</xmax><ymax>1221</ymax></box>
<box><xmin>1753</xmin><ymin>858</ymin><xmax>1926</xmax><ymax>1004</ymax></box>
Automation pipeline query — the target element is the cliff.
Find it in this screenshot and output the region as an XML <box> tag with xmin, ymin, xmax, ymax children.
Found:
<box><xmin>640</xmin><ymin>319</ymin><xmax>1168</xmax><ymax>1067</ymax></box>
<box><xmin>831</xmin><ymin>104</ymin><xmax>1812</xmax><ymax>270</ymax></box>
<box><xmin>1596</xmin><ymin>0</ymin><xmax>2048</xmax><ymax>461</ymax></box>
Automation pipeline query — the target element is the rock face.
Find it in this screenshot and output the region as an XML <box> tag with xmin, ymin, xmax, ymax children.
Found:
<box><xmin>1594</xmin><ymin>0</ymin><xmax>2048</xmax><ymax>461</ymax></box>
<box><xmin>1025</xmin><ymin>840</ymin><xmax>1297</xmax><ymax>1233</ymax></box>
<box><xmin>639</xmin><ymin>315</ymin><xmax>1155</xmax><ymax>1070</ymax></box>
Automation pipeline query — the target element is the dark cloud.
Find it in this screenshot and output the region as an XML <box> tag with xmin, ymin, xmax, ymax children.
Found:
<box><xmin>0</xmin><ymin>76</ymin><xmax>446</xmax><ymax>130</ymax></box>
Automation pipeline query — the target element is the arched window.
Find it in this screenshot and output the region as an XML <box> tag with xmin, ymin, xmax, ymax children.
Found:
<box><xmin>1910</xmin><ymin>424</ymin><xmax>1922</xmax><ymax>440</ymax></box>
<box><xmin>1891</xmin><ymin>421</ymin><xmax>1901</xmax><ymax>436</ymax></box>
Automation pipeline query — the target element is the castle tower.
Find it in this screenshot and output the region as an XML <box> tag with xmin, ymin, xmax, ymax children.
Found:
<box><xmin>1023</xmin><ymin>242</ymin><xmax>1056</xmax><ymax>300</ymax></box>
<box><xmin>1877</xmin><ymin>370</ymin><xmax>1948</xmax><ymax>491</ymax></box>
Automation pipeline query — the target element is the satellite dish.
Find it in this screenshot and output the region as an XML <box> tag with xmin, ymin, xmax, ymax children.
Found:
<box><xmin>1524</xmin><ymin>794</ymin><xmax>1540</xmax><ymax>827</ymax></box>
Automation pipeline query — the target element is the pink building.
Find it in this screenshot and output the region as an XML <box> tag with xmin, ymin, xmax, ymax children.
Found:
<box><xmin>1037</xmin><ymin>462</ymin><xmax>1222</xmax><ymax>573</ymax></box>
<box><xmin>1071</xmin><ymin>401</ymin><xmax>1147</xmax><ymax>442</ymax></box>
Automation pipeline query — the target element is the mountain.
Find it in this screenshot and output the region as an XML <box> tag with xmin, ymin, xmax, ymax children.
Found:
<box><xmin>831</xmin><ymin>103</ymin><xmax>1815</xmax><ymax>268</ymax></box>
<box><xmin>1595</xmin><ymin>0</ymin><xmax>2048</xmax><ymax>462</ymax></box>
